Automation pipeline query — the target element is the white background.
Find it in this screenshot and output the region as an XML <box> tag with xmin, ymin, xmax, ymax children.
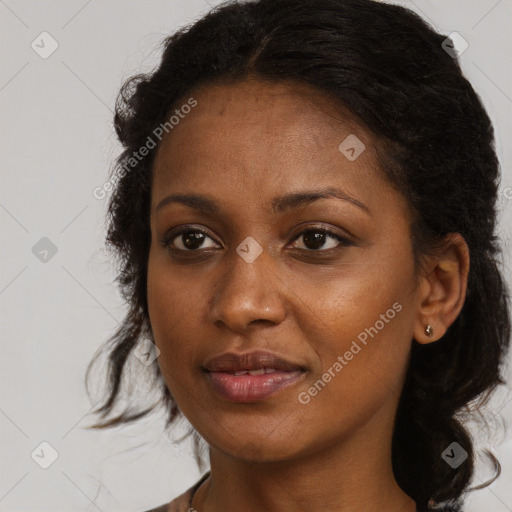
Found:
<box><xmin>1</xmin><ymin>0</ymin><xmax>511</xmax><ymax>511</ymax></box>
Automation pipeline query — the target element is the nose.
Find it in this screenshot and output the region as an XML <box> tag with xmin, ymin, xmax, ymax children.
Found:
<box><xmin>208</xmin><ymin>247</ymin><xmax>287</xmax><ymax>333</ymax></box>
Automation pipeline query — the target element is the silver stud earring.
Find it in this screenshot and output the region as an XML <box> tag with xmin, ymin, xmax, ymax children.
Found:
<box><xmin>425</xmin><ymin>324</ymin><xmax>434</xmax><ymax>337</ymax></box>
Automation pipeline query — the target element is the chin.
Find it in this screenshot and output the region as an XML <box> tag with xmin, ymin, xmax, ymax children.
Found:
<box><xmin>203</xmin><ymin>427</ymin><xmax>314</xmax><ymax>464</ymax></box>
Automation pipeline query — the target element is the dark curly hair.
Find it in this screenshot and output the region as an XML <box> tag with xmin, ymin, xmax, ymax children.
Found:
<box><xmin>85</xmin><ymin>0</ymin><xmax>511</xmax><ymax>510</ymax></box>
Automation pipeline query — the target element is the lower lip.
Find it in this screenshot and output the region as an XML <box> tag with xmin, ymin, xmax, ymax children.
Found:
<box><xmin>206</xmin><ymin>370</ymin><xmax>306</xmax><ymax>402</ymax></box>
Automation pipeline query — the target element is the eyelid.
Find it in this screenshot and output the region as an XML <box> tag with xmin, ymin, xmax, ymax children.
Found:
<box><xmin>288</xmin><ymin>223</ymin><xmax>354</xmax><ymax>242</ymax></box>
<box><xmin>287</xmin><ymin>224</ymin><xmax>354</xmax><ymax>250</ymax></box>
<box><xmin>160</xmin><ymin>223</ymin><xmax>354</xmax><ymax>252</ymax></box>
<box><xmin>159</xmin><ymin>225</ymin><xmax>220</xmax><ymax>249</ymax></box>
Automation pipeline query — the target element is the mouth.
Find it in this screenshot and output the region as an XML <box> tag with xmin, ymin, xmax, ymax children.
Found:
<box><xmin>202</xmin><ymin>350</ymin><xmax>308</xmax><ymax>402</ymax></box>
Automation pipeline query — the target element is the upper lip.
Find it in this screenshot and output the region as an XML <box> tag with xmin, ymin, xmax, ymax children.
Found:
<box><xmin>203</xmin><ymin>350</ymin><xmax>306</xmax><ymax>373</ymax></box>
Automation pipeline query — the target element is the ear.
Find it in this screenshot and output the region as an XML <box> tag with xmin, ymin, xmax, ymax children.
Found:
<box><xmin>413</xmin><ymin>233</ymin><xmax>470</xmax><ymax>344</ymax></box>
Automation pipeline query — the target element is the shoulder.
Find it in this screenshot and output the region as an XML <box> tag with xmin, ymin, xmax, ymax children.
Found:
<box><xmin>141</xmin><ymin>487</ymin><xmax>193</xmax><ymax>512</ymax></box>
<box><xmin>141</xmin><ymin>492</ymin><xmax>188</xmax><ymax>512</ymax></box>
<box><xmin>141</xmin><ymin>471</ymin><xmax>210</xmax><ymax>512</ymax></box>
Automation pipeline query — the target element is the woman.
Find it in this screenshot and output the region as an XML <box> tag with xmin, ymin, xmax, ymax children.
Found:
<box><xmin>85</xmin><ymin>0</ymin><xmax>511</xmax><ymax>510</ymax></box>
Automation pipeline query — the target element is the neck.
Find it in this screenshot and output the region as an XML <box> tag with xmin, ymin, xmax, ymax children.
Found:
<box><xmin>192</xmin><ymin>404</ymin><xmax>417</xmax><ymax>512</ymax></box>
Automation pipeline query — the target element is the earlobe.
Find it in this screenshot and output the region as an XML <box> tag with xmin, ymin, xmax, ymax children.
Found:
<box><xmin>413</xmin><ymin>233</ymin><xmax>470</xmax><ymax>345</ymax></box>
<box><xmin>414</xmin><ymin>319</ymin><xmax>439</xmax><ymax>344</ymax></box>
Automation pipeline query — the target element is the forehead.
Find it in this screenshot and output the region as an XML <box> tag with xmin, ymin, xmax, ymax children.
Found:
<box><xmin>151</xmin><ymin>78</ymin><xmax>387</xmax><ymax>213</ymax></box>
<box><xmin>159</xmin><ymin>78</ymin><xmax>367</xmax><ymax>150</ymax></box>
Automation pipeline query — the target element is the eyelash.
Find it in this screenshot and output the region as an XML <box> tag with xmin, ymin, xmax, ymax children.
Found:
<box><xmin>159</xmin><ymin>225</ymin><xmax>353</xmax><ymax>254</ymax></box>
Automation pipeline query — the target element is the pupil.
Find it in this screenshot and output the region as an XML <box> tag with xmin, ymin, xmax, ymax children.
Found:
<box><xmin>303</xmin><ymin>230</ymin><xmax>325</xmax><ymax>250</ymax></box>
<box><xmin>184</xmin><ymin>232</ymin><xmax>204</xmax><ymax>250</ymax></box>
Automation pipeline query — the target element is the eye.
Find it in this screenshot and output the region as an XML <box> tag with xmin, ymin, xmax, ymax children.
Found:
<box><xmin>289</xmin><ymin>227</ymin><xmax>352</xmax><ymax>251</ymax></box>
<box><xmin>161</xmin><ymin>227</ymin><xmax>219</xmax><ymax>251</ymax></box>
<box><xmin>160</xmin><ymin>225</ymin><xmax>353</xmax><ymax>254</ymax></box>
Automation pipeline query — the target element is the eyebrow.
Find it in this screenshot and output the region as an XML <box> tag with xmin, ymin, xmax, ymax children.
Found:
<box><xmin>155</xmin><ymin>187</ymin><xmax>370</xmax><ymax>215</ymax></box>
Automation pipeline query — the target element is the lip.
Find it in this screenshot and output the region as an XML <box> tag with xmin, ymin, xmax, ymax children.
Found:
<box><xmin>203</xmin><ymin>350</ymin><xmax>306</xmax><ymax>373</ymax></box>
<box><xmin>203</xmin><ymin>350</ymin><xmax>307</xmax><ymax>403</ymax></box>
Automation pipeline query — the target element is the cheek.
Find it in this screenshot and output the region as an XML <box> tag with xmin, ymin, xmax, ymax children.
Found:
<box><xmin>147</xmin><ymin>244</ymin><xmax>203</xmax><ymax>327</ymax></box>
<box><xmin>293</xmin><ymin>248</ymin><xmax>416</xmax><ymax>411</ymax></box>
<box><xmin>146</xmin><ymin>253</ymin><xmax>202</xmax><ymax>382</ymax></box>
<box><xmin>292</xmin><ymin>300</ymin><xmax>413</xmax><ymax>442</ymax></box>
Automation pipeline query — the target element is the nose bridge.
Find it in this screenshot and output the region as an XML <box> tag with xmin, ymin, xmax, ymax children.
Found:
<box><xmin>209</xmin><ymin>240</ymin><xmax>286</xmax><ymax>331</ymax></box>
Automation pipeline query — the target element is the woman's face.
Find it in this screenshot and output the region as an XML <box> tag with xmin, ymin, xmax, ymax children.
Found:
<box><xmin>147</xmin><ymin>79</ymin><xmax>421</xmax><ymax>461</ymax></box>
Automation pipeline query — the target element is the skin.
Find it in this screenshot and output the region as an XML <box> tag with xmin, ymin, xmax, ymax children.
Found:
<box><xmin>146</xmin><ymin>78</ymin><xmax>469</xmax><ymax>512</ymax></box>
